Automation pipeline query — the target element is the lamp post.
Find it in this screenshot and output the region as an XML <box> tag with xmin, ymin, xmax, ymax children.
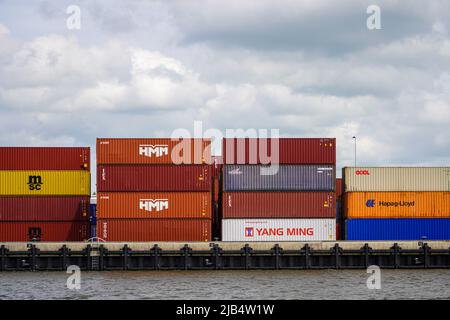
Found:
<box><xmin>352</xmin><ymin>136</ymin><xmax>357</xmax><ymax>167</ymax></box>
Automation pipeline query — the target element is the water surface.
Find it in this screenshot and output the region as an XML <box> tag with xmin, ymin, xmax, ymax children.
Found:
<box><xmin>1</xmin><ymin>270</ymin><xmax>449</xmax><ymax>300</ymax></box>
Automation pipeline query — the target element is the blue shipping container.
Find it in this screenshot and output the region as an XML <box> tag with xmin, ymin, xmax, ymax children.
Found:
<box><xmin>223</xmin><ymin>165</ymin><xmax>335</xmax><ymax>191</ymax></box>
<box><xmin>346</xmin><ymin>218</ymin><xmax>450</xmax><ymax>240</ymax></box>
<box><xmin>89</xmin><ymin>203</ymin><xmax>97</xmax><ymax>239</ymax></box>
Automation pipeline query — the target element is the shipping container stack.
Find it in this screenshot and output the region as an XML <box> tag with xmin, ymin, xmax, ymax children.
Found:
<box><xmin>343</xmin><ymin>167</ymin><xmax>450</xmax><ymax>240</ymax></box>
<box><xmin>336</xmin><ymin>178</ymin><xmax>343</xmax><ymax>240</ymax></box>
<box><xmin>96</xmin><ymin>138</ymin><xmax>212</xmax><ymax>241</ymax></box>
<box><xmin>0</xmin><ymin>147</ymin><xmax>90</xmax><ymax>242</ymax></box>
<box><xmin>221</xmin><ymin>138</ymin><xmax>337</xmax><ymax>241</ymax></box>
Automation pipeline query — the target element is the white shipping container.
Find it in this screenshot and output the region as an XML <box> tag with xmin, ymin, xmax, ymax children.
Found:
<box><xmin>222</xmin><ymin>219</ymin><xmax>336</xmax><ymax>241</ymax></box>
<box><xmin>344</xmin><ymin>167</ymin><xmax>450</xmax><ymax>192</ymax></box>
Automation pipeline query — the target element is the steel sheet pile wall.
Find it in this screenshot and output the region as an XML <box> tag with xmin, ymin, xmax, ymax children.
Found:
<box><xmin>343</xmin><ymin>167</ymin><xmax>450</xmax><ymax>240</ymax></box>
<box><xmin>222</xmin><ymin>138</ymin><xmax>336</xmax><ymax>241</ymax></box>
<box><xmin>0</xmin><ymin>147</ymin><xmax>90</xmax><ymax>242</ymax></box>
<box><xmin>96</xmin><ymin>138</ymin><xmax>212</xmax><ymax>242</ymax></box>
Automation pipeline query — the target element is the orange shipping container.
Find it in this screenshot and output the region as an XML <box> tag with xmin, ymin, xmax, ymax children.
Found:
<box><xmin>97</xmin><ymin>192</ymin><xmax>211</xmax><ymax>219</ymax></box>
<box><xmin>344</xmin><ymin>192</ymin><xmax>450</xmax><ymax>218</ymax></box>
<box><xmin>97</xmin><ymin>138</ymin><xmax>211</xmax><ymax>165</ymax></box>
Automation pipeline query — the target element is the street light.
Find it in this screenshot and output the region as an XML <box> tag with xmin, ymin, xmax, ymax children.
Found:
<box><xmin>352</xmin><ymin>136</ymin><xmax>357</xmax><ymax>167</ymax></box>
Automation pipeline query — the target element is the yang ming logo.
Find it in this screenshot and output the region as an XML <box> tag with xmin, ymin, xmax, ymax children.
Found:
<box><xmin>28</xmin><ymin>176</ymin><xmax>43</xmax><ymax>191</ymax></box>
<box><xmin>245</xmin><ymin>227</ymin><xmax>254</xmax><ymax>237</ymax></box>
<box><xmin>366</xmin><ymin>199</ymin><xmax>376</xmax><ymax>208</ymax></box>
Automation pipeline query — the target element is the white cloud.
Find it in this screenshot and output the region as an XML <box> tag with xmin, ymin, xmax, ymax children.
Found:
<box><xmin>0</xmin><ymin>23</ymin><xmax>9</xmax><ymax>36</ymax></box>
<box><xmin>0</xmin><ymin>0</ymin><xmax>449</xmax><ymax>174</ymax></box>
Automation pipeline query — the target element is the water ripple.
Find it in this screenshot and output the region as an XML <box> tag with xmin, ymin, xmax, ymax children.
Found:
<box><xmin>0</xmin><ymin>270</ymin><xmax>450</xmax><ymax>300</ymax></box>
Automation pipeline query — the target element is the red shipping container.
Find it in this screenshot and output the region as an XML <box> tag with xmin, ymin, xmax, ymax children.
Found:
<box><xmin>0</xmin><ymin>196</ymin><xmax>89</xmax><ymax>221</ymax></box>
<box><xmin>97</xmin><ymin>219</ymin><xmax>211</xmax><ymax>242</ymax></box>
<box><xmin>97</xmin><ymin>138</ymin><xmax>211</xmax><ymax>165</ymax></box>
<box><xmin>336</xmin><ymin>178</ymin><xmax>343</xmax><ymax>197</ymax></box>
<box><xmin>222</xmin><ymin>192</ymin><xmax>336</xmax><ymax>218</ymax></box>
<box><xmin>0</xmin><ymin>221</ymin><xmax>89</xmax><ymax>242</ymax></box>
<box><xmin>97</xmin><ymin>164</ymin><xmax>211</xmax><ymax>192</ymax></box>
<box><xmin>222</xmin><ymin>138</ymin><xmax>336</xmax><ymax>164</ymax></box>
<box><xmin>97</xmin><ymin>192</ymin><xmax>211</xmax><ymax>219</ymax></box>
<box><xmin>0</xmin><ymin>147</ymin><xmax>90</xmax><ymax>170</ymax></box>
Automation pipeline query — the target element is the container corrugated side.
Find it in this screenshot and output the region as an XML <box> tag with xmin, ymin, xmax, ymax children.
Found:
<box><xmin>222</xmin><ymin>138</ymin><xmax>336</xmax><ymax>164</ymax></box>
<box><xmin>223</xmin><ymin>165</ymin><xmax>335</xmax><ymax>191</ymax></box>
<box><xmin>222</xmin><ymin>192</ymin><xmax>336</xmax><ymax>218</ymax></box>
<box><xmin>344</xmin><ymin>192</ymin><xmax>450</xmax><ymax>218</ymax></box>
<box><xmin>345</xmin><ymin>218</ymin><xmax>450</xmax><ymax>240</ymax></box>
<box><xmin>343</xmin><ymin>167</ymin><xmax>450</xmax><ymax>192</ymax></box>
<box><xmin>97</xmin><ymin>192</ymin><xmax>211</xmax><ymax>219</ymax></box>
<box><xmin>222</xmin><ymin>219</ymin><xmax>336</xmax><ymax>241</ymax></box>
<box><xmin>97</xmin><ymin>219</ymin><xmax>211</xmax><ymax>242</ymax></box>
<box><xmin>97</xmin><ymin>138</ymin><xmax>211</xmax><ymax>165</ymax></box>
<box><xmin>0</xmin><ymin>196</ymin><xmax>89</xmax><ymax>221</ymax></box>
<box><xmin>0</xmin><ymin>221</ymin><xmax>89</xmax><ymax>242</ymax></box>
<box><xmin>97</xmin><ymin>165</ymin><xmax>211</xmax><ymax>192</ymax></box>
<box><xmin>0</xmin><ymin>147</ymin><xmax>90</xmax><ymax>170</ymax></box>
<box><xmin>0</xmin><ymin>170</ymin><xmax>90</xmax><ymax>196</ymax></box>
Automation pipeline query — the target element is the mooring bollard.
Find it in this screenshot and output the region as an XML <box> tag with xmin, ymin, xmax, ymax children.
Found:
<box><xmin>152</xmin><ymin>244</ymin><xmax>161</xmax><ymax>270</ymax></box>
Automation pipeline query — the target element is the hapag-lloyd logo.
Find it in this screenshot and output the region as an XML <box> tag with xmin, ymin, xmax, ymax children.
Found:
<box><xmin>245</xmin><ymin>227</ymin><xmax>314</xmax><ymax>237</ymax></box>
<box><xmin>366</xmin><ymin>199</ymin><xmax>376</xmax><ymax>207</ymax></box>
<box><xmin>139</xmin><ymin>145</ymin><xmax>169</xmax><ymax>158</ymax></box>
<box><xmin>366</xmin><ymin>199</ymin><xmax>415</xmax><ymax>208</ymax></box>
<box><xmin>139</xmin><ymin>199</ymin><xmax>169</xmax><ymax>212</ymax></box>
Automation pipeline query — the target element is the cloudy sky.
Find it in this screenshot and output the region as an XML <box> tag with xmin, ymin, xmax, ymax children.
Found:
<box><xmin>0</xmin><ymin>0</ymin><xmax>449</xmax><ymax>181</ymax></box>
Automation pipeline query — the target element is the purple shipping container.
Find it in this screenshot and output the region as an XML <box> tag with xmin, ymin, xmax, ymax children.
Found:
<box><xmin>223</xmin><ymin>165</ymin><xmax>335</xmax><ymax>191</ymax></box>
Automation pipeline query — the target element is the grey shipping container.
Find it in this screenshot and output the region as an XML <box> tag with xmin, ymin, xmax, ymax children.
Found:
<box><xmin>223</xmin><ymin>165</ymin><xmax>335</xmax><ymax>191</ymax></box>
<box><xmin>343</xmin><ymin>167</ymin><xmax>450</xmax><ymax>192</ymax></box>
